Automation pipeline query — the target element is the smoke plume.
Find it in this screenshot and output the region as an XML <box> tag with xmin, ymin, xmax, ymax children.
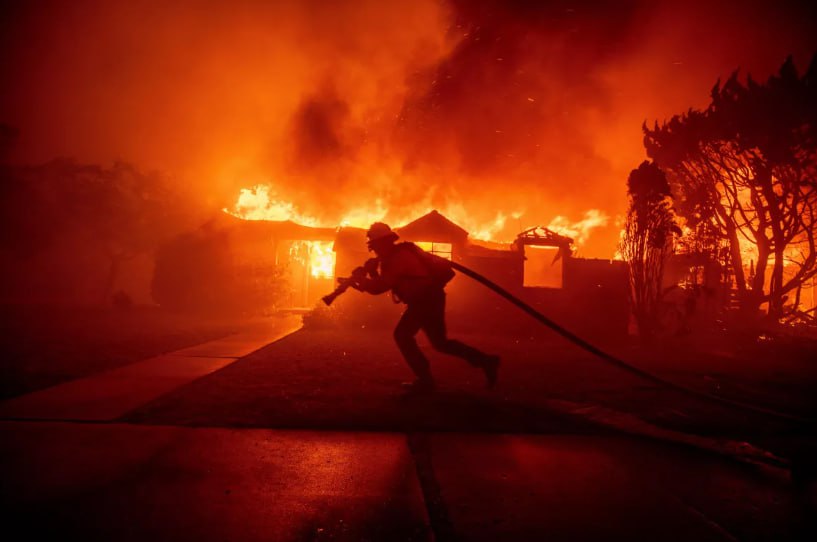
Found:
<box><xmin>2</xmin><ymin>0</ymin><xmax>815</xmax><ymax>255</ymax></box>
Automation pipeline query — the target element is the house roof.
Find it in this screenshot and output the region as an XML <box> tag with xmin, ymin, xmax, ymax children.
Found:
<box><xmin>216</xmin><ymin>212</ymin><xmax>337</xmax><ymax>241</ymax></box>
<box><xmin>514</xmin><ymin>226</ymin><xmax>573</xmax><ymax>248</ymax></box>
<box><xmin>396</xmin><ymin>210</ymin><xmax>469</xmax><ymax>244</ymax></box>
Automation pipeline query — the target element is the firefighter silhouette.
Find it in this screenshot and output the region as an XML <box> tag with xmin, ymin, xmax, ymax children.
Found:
<box><xmin>351</xmin><ymin>222</ymin><xmax>500</xmax><ymax>394</ymax></box>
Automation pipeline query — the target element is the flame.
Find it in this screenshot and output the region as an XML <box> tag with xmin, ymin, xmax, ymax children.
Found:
<box><xmin>547</xmin><ymin>210</ymin><xmax>609</xmax><ymax>246</ymax></box>
<box><xmin>226</xmin><ymin>183</ymin><xmax>607</xmax><ymax>250</ymax></box>
<box><xmin>290</xmin><ymin>240</ymin><xmax>336</xmax><ymax>279</ymax></box>
<box><xmin>308</xmin><ymin>241</ymin><xmax>336</xmax><ymax>278</ymax></box>
<box><xmin>226</xmin><ymin>184</ymin><xmax>389</xmax><ymax>230</ymax></box>
<box><xmin>226</xmin><ymin>185</ymin><xmax>321</xmax><ymax>226</ymax></box>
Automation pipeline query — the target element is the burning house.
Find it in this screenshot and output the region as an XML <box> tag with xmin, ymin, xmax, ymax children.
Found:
<box><xmin>151</xmin><ymin>212</ymin><xmax>337</xmax><ymax>312</ymax></box>
<box><xmin>178</xmin><ymin>208</ymin><xmax>629</xmax><ymax>338</ymax></box>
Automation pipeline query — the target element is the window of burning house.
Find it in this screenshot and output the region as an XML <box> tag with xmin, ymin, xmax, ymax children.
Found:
<box><xmin>523</xmin><ymin>246</ymin><xmax>563</xmax><ymax>288</ymax></box>
<box><xmin>415</xmin><ymin>242</ymin><xmax>453</xmax><ymax>260</ymax></box>
<box><xmin>289</xmin><ymin>241</ymin><xmax>335</xmax><ymax>279</ymax></box>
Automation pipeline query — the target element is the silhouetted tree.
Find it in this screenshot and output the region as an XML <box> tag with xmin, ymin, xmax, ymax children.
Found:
<box><xmin>644</xmin><ymin>54</ymin><xmax>817</xmax><ymax>321</ymax></box>
<box><xmin>70</xmin><ymin>161</ymin><xmax>184</xmax><ymax>302</ymax></box>
<box><xmin>0</xmin><ymin>159</ymin><xmax>192</xmax><ymax>304</ymax></box>
<box><xmin>619</xmin><ymin>161</ymin><xmax>679</xmax><ymax>339</ymax></box>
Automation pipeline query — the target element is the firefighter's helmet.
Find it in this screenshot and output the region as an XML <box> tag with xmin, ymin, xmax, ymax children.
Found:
<box><xmin>366</xmin><ymin>222</ymin><xmax>399</xmax><ymax>246</ymax></box>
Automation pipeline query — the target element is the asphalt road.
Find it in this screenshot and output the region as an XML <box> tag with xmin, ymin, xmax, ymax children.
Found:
<box><xmin>1</xmin><ymin>323</ymin><xmax>815</xmax><ymax>541</ymax></box>
<box><xmin>1</xmin><ymin>422</ymin><xmax>811</xmax><ymax>541</ymax></box>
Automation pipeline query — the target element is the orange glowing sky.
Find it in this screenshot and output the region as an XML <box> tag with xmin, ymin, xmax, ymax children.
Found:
<box><xmin>1</xmin><ymin>0</ymin><xmax>815</xmax><ymax>256</ymax></box>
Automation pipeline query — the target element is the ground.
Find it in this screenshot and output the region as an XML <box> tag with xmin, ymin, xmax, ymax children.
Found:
<box><xmin>1</xmin><ymin>309</ymin><xmax>816</xmax><ymax>541</ymax></box>
<box><xmin>125</xmin><ymin>323</ymin><xmax>817</xmax><ymax>443</ymax></box>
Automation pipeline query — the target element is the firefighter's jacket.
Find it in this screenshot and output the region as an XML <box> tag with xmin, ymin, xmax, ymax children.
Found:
<box><xmin>359</xmin><ymin>243</ymin><xmax>438</xmax><ymax>304</ymax></box>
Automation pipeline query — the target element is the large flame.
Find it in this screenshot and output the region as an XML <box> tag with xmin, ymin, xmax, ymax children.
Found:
<box><xmin>226</xmin><ymin>183</ymin><xmax>610</xmax><ymax>250</ymax></box>
<box><xmin>230</xmin><ymin>185</ymin><xmax>321</xmax><ymax>226</ymax></box>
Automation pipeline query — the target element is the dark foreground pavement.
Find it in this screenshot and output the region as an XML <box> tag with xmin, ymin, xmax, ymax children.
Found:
<box><xmin>1</xmin><ymin>421</ymin><xmax>813</xmax><ymax>541</ymax></box>
<box><xmin>0</xmin><ymin>422</ymin><xmax>428</xmax><ymax>541</ymax></box>
<box><xmin>1</xmin><ymin>325</ymin><xmax>815</xmax><ymax>541</ymax></box>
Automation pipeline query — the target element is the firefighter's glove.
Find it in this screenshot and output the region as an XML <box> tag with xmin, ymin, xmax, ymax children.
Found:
<box><xmin>338</xmin><ymin>275</ymin><xmax>364</xmax><ymax>291</ymax></box>
<box><xmin>350</xmin><ymin>267</ymin><xmax>368</xmax><ymax>287</ymax></box>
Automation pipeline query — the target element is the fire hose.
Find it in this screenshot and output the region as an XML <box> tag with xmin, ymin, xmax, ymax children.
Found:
<box><xmin>324</xmin><ymin>260</ymin><xmax>815</xmax><ymax>425</ymax></box>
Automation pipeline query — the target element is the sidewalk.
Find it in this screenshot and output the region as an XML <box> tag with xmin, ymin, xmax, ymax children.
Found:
<box><xmin>0</xmin><ymin>315</ymin><xmax>302</xmax><ymax>421</ymax></box>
